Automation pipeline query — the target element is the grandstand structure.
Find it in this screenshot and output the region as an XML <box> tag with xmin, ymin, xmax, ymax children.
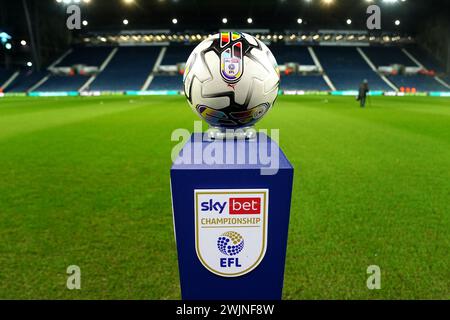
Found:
<box><xmin>1</xmin><ymin>37</ymin><xmax>449</xmax><ymax>95</ymax></box>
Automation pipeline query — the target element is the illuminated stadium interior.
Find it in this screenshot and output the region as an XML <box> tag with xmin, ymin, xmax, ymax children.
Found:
<box><xmin>0</xmin><ymin>0</ymin><xmax>449</xmax><ymax>95</ymax></box>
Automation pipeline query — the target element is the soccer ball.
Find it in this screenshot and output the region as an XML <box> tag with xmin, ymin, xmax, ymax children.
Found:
<box><xmin>183</xmin><ymin>32</ymin><xmax>280</xmax><ymax>129</ymax></box>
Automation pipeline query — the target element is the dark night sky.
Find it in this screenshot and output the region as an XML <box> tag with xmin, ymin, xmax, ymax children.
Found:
<box><xmin>1</xmin><ymin>0</ymin><xmax>449</xmax><ymax>37</ymax></box>
<box><xmin>0</xmin><ymin>0</ymin><xmax>448</xmax><ymax>67</ymax></box>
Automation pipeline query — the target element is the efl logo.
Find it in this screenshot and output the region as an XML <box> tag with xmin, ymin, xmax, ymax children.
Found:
<box><xmin>229</xmin><ymin>198</ymin><xmax>261</xmax><ymax>214</ymax></box>
<box><xmin>195</xmin><ymin>189</ymin><xmax>268</xmax><ymax>277</ymax></box>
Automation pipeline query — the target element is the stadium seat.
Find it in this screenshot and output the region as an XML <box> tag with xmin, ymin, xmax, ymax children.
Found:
<box><xmin>362</xmin><ymin>46</ymin><xmax>416</xmax><ymax>67</ymax></box>
<box><xmin>0</xmin><ymin>68</ymin><xmax>14</xmax><ymax>87</ymax></box>
<box><xmin>280</xmin><ymin>75</ymin><xmax>330</xmax><ymax>91</ymax></box>
<box><xmin>314</xmin><ymin>46</ymin><xmax>391</xmax><ymax>91</ymax></box>
<box><xmin>161</xmin><ymin>45</ymin><xmax>196</xmax><ymax>65</ymax></box>
<box><xmin>4</xmin><ymin>70</ymin><xmax>48</xmax><ymax>92</ymax></box>
<box><xmin>150</xmin><ymin>75</ymin><xmax>183</xmax><ymax>91</ymax></box>
<box><xmin>387</xmin><ymin>74</ymin><xmax>448</xmax><ymax>91</ymax></box>
<box><xmin>89</xmin><ymin>46</ymin><xmax>160</xmax><ymax>91</ymax></box>
<box><xmin>33</xmin><ymin>75</ymin><xmax>89</xmax><ymax>92</ymax></box>
<box><xmin>56</xmin><ymin>46</ymin><xmax>113</xmax><ymax>67</ymax></box>
<box><xmin>268</xmin><ymin>45</ymin><xmax>314</xmax><ymax>65</ymax></box>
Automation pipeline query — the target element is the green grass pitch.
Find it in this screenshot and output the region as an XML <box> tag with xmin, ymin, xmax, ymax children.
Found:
<box><xmin>0</xmin><ymin>95</ymin><xmax>449</xmax><ymax>299</ymax></box>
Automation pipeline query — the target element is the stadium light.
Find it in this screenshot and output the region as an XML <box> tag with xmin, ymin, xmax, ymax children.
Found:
<box><xmin>5</xmin><ymin>43</ymin><xmax>12</xmax><ymax>50</ymax></box>
<box><xmin>222</xmin><ymin>18</ymin><xmax>228</xmax><ymax>24</ymax></box>
<box><xmin>21</xmin><ymin>40</ymin><xmax>27</xmax><ymax>46</ymax></box>
<box><xmin>123</xmin><ymin>0</ymin><xmax>134</xmax><ymax>4</ymax></box>
<box><xmin>395</xmin><ymin>19</ymin><xmax>400</xmax><ymax>25</ymax></box>
<box><xmin>172</xmin><ymin>18</ymin><xmax>178</xmax><ymax>24</ymax></box>
<box><xmin>247</xmin><ymin>18</ymin><xmax>253</xmax><ymax>24</ymax></box>
<box><xmin>346</xmin><ymin>19</ymin><xmax>352</xmax><ymax>25</ymax></box>
<box><xmin>123</xmin><ymin>19</ymin><xmax>129</xmax><ymax>25</ymax></box>
<box><xmin>322</xmin><ymin>0</ymin><xmax>334</xmax><ymax>5</ymax></box>
<box><xmin>57</xmin><ymin>0</ymin><xmax>90</xmax><ymax>4</ymax></box>
<box><xmin>82</xmin><ymin>20</ymin><xmax>88</xmax><ymax>26</ymax></box>
<box><xmin>27</xmin><ymin>61</ymin><xmax>33</xmax><ymax>67</ymax></box>
<box><xmin>297</xmin><ymin>18</ymin><xmax>303</xmax><ymax>24</ymax></box>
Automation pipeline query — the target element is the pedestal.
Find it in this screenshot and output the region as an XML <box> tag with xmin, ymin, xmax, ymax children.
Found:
<box><xmin>170</xmin><ymin>133</ymin><xmax>294</xmax><ymax>300</ymax></box>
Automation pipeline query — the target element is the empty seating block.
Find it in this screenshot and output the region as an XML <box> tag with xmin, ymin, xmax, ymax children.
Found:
<box><xmin>34</xmin><ymin>75</ymin><xmax>88</xmax><ymax>92</ymax></box>
<box><xmin>362</xmin><ymin>46</ymin><xmax>415</xmax><ymax>67</ymax></box>
<box><xmin>388</xmin><ymin>75</ymin><xmax>448</xmax><ymax>91</ymax></box>
<box><xmin>161</xmin><ymin>46</ymin><xmax>196</xmax><ymax>65</ymax></box>
<box><xmin>314</xmin><ymin>46</ymin><xmax>390</xmax><ymax>91</ymax></box>
<box><xmin>5</xmin><ymin>71</ymin><xmax>47</xmax><ymax>93</ymax></box>
<box><xmin>150</xmin><ymin>75</ymin><xmax>183</xmax><ymax>91</ymax></box>
<box><xmin>405</xmin><ymin>45</ymin><xmax>445</xmax><ymax>73</ymax></box>
<box><xmin>90</xmin><ymin>46</ymin><xmax>160</xmax><ymax>91</ymax></box>
<box><xmin>0</xmin><ymin>69</ymin><xmax>14</xmax><ymax>87</ymax></box>
<box><xmin>57</xmin><ymin>46</ymin><xmax>113</xmax><ymax>67</ymax></box>
<box><xmin>269</xmin><ymin>45</ymin><xmax>314</xmax><ymax>65</ymax></box>
<box><xmin>280</xmin><ymin>75</ymin><xmax>329</xmax><ymax>91</ymax></box>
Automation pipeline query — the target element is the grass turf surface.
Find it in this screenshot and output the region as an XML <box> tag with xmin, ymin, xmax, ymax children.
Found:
<box><xmin>0</xmin><ymin>95</ymin><xmax>449</xmax><ymax>299</ymax></box>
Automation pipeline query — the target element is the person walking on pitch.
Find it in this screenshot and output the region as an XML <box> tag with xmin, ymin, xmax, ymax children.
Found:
<box><xmin>357</xmin><ymin>79</ymin><xmax>370</xmax><ymax>108</ymax></box>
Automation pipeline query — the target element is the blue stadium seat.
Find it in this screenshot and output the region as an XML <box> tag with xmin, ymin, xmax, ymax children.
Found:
<box><xmin>387</xmin><ymin>75</ymin><xmax>448</xmax><ymax>91</ymax></box>
<box><xmin>90</xmin><ymin>46</ymin><xmax>160</xmax><ymax>91</ymax></box>
<box><xmin>4</xmin><ymin>70</ymin><xmax>48</xmax><ymax>92</ymax></box>
<box><xmin>405</xmin><ymin>45</ymin><xmax>446</xmax><ymax>73</ymax></box>
<box><xmin>314</xmin><ymin>46</ymin><xmax>390</xmax><ymax>91</ymax></box>
<box><xmin>161</xmin><ymin>45</ymin><xmax>196</xmax><ymax>65</ymax></box>
<box><xmin>269</xmin><ymin>45</ymin><xmax>314</xmax><ymax>65</ymax></box>
<box><xmin>362</xmin><ymin>46</ymin><xmax>415</xmax><ymax>67</ymax></box>
<box><xmin>56</xmin><ymin>46</ymin><xmax>113</xmax><ymax>67</ymax></box>
<box><xmin>280</xmin><ymin>75</ymin><xmax>330</xmax><ymax>91</ymax></box>
<box><xmin>34</xmin><ymin>75</ymin><xmax>88</xmax><ymax>92</ymax></box>
<box><xmin>150</xmin><ymin>75</ymin><xmax>183</xmax><ymax>91</ymax></box>
<box><xmin>0</xmin><ymin>68</ymin><xmax>14</xmax><ymax>87</ymax></box>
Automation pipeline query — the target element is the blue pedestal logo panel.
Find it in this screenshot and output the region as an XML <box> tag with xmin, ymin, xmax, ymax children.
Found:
<box><xmin>195</xmin><ymin>189</ymin><xmax>268</xmax><ymax>277</ymax></box>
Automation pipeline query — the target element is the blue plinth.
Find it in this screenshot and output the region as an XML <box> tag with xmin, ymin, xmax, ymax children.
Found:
<box><xmin>170</xmin><ymin>133</ymin><xmax>294</xmax><ymax>300</ymax></box>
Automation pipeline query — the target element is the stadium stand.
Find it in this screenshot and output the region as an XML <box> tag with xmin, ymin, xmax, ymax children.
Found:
<box><xmin>314</xmin><ymin>46</ymin><xmax>391</xmax><ymax>91</ymax></box>
<box><xmin>147</xmin><ymin>45</ymin><xmax>194</xmax><ymax>91</ymax></box>
<box><xmin>55</xmin><ymin>46</ymin><xmax>112</xmax><ymax>67</ymax></box>
<box><xmin>150</xmin><ymin>75</ymin><xmax>183</xmax><ymax>91</ymax></box>
<box><xmin>405</xmin><ymin>45</ymin><xmax>446</xmax><ymax>73</ymax></box>
<box><xmin>362</xmin><ymin>46</ymin><xmax>416</xmax><ymax>67</ymax></box>
<box><xmin>33</xmin><ymin>75</ymin><xmax>89</xmax><ymax>92</ymax></box>
<box><xmin>2</xmin><ymin>43</ymin><xmax>449</xmax><ymax>93</ymax></box>
<box><xmin>0</xmin><ymin>68</ymin><xmax>14</xmax><ymax>87</ymax></box>
<box><xmin>280</xmin><ymin>75</ymin><xmax>329</xmax><ymax>91</ymax></box>
<box><xmin>161</xmin><ymin>45</ymin><xmax>195</xmax><ymax>65</ymax></box>
<box><xmin>361</xmin><ymin>45</ymin><xmax>447</xmax><ymax>91</ymax></box>
<box><xmin>387</xmin><ymin>74</ymin><xmax>448</xmax><ymax>91</ymax></box>
<box><xmin>89</xmin><ymin>46</ymin><xmax>160</xmax><ymax>91</ymax></box>
<box><xmin>5</xmin><ymin>70</ymin><xmax>47</xmax><ymax>92</ymax></box>
<box><xmin>269</xmin><ymin>45</ymin><xmax>314</xmax><ymax>65</ymax></box>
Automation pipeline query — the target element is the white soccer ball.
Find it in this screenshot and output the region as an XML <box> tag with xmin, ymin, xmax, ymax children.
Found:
<box><xmin>183</xmin><ymin>32</ymin><xmax>280</xmax><ymax>129</ymax></box>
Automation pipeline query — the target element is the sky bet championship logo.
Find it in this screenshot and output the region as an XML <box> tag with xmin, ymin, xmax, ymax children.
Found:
<box><xmin>195</xmin><ymin>189</ymin><xmax>268</xmax><ymax>277</ymax></box>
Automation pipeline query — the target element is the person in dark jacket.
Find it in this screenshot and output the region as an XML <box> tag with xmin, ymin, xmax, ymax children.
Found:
<box><xmin>357</xmin><ymin>79</ymin><xmax>369</xmax><ymax>107</ymax></box>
